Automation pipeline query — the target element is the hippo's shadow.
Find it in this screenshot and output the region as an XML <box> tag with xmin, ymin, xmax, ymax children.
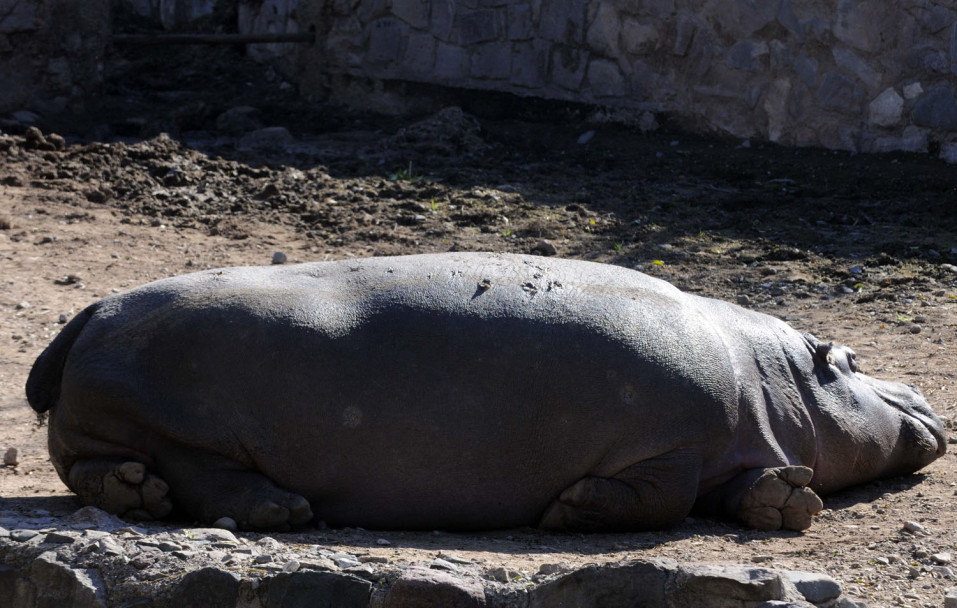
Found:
<box><xmin>3</xmin><ymin>493</ymin><xmax>793</xmax><ymax>553</ymax></box>
<box><xmin>0</xmin><ymin>495</ymin><xmax>83</xmax><ymax>521</ymax></box>
<box><xmin>820</xmin><ymin>473</ymin><xmax>930</xmax><ymax>512</ymax></box>
<box><xmin>1</xmin><ymin>474</ymin><xmax>931</xmax><ymax>552</ymax></box>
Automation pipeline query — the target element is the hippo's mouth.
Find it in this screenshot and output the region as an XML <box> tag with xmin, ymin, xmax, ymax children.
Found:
<box><xmin>901</xmin><ymin>415</ymin><xmax>947</xmax><ymax>461</ymax></box>
<box><xmin>868</xmin><ymin>379</ymin><xmax>948</xmax><ymax>460</ymax></box>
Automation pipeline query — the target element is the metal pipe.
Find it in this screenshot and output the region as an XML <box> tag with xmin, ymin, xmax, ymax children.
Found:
<box><xmin>112</xmin><ymin>32</ymin><xmax>315</xmax><ymax>46</ymax></box>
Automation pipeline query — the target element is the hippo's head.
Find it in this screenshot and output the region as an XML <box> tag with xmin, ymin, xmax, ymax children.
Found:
<box><xmin>797</xmin><ymin>333</ymin><xmax>946</xmax><ymax>495</ymax></box>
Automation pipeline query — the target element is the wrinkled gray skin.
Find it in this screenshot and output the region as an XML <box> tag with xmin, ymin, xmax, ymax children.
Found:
<box><xmin>26</xmin><ymin>253</ymin><xmax>946</xmax><ymax>532</ymax></box>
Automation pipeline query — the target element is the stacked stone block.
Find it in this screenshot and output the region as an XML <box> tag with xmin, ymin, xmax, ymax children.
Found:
<box><xmin>304</xmin><ymin>0</ymin><xmax>957</xmax><ymax>153</ymax></box>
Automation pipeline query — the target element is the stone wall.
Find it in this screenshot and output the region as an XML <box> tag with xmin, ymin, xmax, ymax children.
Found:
<box><xmin>283</xmin><ymin>0</ymin><xmax>957</xmax><ymax>154</ymax></box>
<box><xmin>0</xmin><ymin>0</ymin><xmax>110</xmax><ymax>119</ymax></box>
<box><xmin>13</xmin><ymin>1</ymin><xmax>957</xmax><ymax>155</ymax></box>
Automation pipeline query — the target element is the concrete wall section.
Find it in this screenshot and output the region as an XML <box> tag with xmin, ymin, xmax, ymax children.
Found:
<box><xmin>287</xmin><ymin>0</ymin><xmax>957</xmax><ymax>153</ymax></box>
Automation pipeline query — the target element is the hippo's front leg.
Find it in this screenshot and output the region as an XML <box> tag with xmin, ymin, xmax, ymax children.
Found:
<box><xmin>538</xmin><ymin>448</ymin><xmax>703</xmax><ymax>532</ymax></box>
<box><xmin>696</xmin><ymin>466</ymin><xmax>824</xmax><ymax>531</ymax></box>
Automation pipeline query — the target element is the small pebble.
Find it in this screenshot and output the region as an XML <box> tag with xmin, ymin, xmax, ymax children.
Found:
<box><xmin>909</xmin><ymin>325</ymin><xmax>922</xmax><ymax>334</ymax></box>
<box><xmin>849</xmin><ymin>265</ymin><xmax>863</xmax><ymax>274</ymax></box>
<box><xmin>3</xmin><ymin>447</ymin><xmax>19</xmax><ymax>466</ymax></box>
<box><xmin>751</xmin><ymin>555</ymin><xmax>774</xmax><ymax>563</ymax></box>
<box><xmin>333</xmin><ymin>554</ymin><xmax>360</xmax><ymax>568</ymax></box>
<box><xmin>737</xmin><ymin>294</ymin><xmax>751</xmax><ymax>306</ymax></box>
<box><xmin>532</xmin><ymin>240</ymin><xmax>558</xmax><ymax>256</ymax></box>
<box><xmin>934</xmin><ymin>552</ymin><xmax>953</xmax><ymax>565</ymax></box>
<box><xmin>487</xmin><ymin>566</ymin><xmax>521</xmax><ymax>582</ymax></box>
<box><xmin>539</xmin><ymin>563</ymin><xmax>564</xmax><ymax>575</ymax></box>
<box><xmin>212</xmin><ymin>517</ymin><xmax>237</xmax><ymax>531</ymax></box>
<box><xmin>576</xmin><ymin>130</ymin><xmax>595</xmax><ymax>145</ymax></box>
<box><xmin>11</xmin><ymin>529</ymin><xmax>39</xmax><ymax>542</ymax></box>
<box><xmin>253</xmin><ymin>554</ymin><xmax>272</xmax><ymax>564</ymax></box>
<box><xmin>15</xmin><ymin>301</ymin><xmax>30</xmax><ymax>310</ymax></box>
<box><xmin>58</xmin><ymin>313</ymin><xmax>69</xmax><ymax>324</ymax></box>
<box><xmin>271</xmin><ymin>251</ymin><xmax>287</xmax><ymax>265</ymax></box>
<box><xmin>375</xmin><ymin>538</ymin><xmax>391</xmax><ymax>546</ymax></box>
<box><xmin>282</xmin><ymin>559</ymin><xmax>300</xmax><ymax>573</ymax></box>
<box><xmin>429</xmin><ymin>558</ymin><xmax>457</xmax><ymax>571</ymax></box>
<box><xmin>43</xmin><ymin>531</ymin><xmax>76</xmax><ymax>544</ymax></box>
<box><xmin>903</xmin><ymin>521</ymin><xmax>927</xmax><ymax>534</ymax></box>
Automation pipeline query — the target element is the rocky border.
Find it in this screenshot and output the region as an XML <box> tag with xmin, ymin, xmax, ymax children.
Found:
<box><xmin>0</xmin><ymin>505</ymin><xmax>866</xmax><ymax>608</ymax></box>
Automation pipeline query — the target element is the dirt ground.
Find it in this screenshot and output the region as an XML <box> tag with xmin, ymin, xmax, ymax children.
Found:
<box><xmin>1</xmin><ymin>44</ymin><xmax>957</xmax><ymax>607</ymax></box>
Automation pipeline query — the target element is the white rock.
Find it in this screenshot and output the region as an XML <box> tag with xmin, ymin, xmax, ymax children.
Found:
<box><xmin>903</xmin><ymin>520</ymin><xmax>927</xmax><ymax>534</ymax></box>
<box><xmin>868</xmin><ymin>88</ymin><xmax>904</xmax><ymax>128</ymax></box>
<box><xmin>903</xmin><ymin>82</ymin><xmax>923</xmax><ymax>100</ymax></box>
<box><xmin>933</xmin><ymin>552</ymin><xmax>953</xmax><ymax>564</ymax></box>
<box><xmin>282</xmin><ymin>559</ymin><xmax>301</xmax><ymax>573</ymax></box>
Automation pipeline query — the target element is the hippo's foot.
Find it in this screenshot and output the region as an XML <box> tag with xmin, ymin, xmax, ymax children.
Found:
<box><xmin>538</xmin><ymin>448</ymin><xmax>702</xmax><ymax>532</ymax></box>
<box><xmin>190</xmin><ymin>470</ymin><xmax>315</xmax><ymax>530</ymax></box>
<box><xmin>738</xmin><ymin>466</ymin><xmax>824</xmax><ymax>531</ymax></box>
<box><xmin>68</xmin><ymin>458</ymin><xmax>174</xmax><ymax>520</ymax></box>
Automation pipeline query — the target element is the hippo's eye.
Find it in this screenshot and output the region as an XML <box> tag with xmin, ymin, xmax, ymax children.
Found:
<box><xmin>847</xmin><ymin>352</ymin><xmax>859</xmax><ymax>373</ymax></box>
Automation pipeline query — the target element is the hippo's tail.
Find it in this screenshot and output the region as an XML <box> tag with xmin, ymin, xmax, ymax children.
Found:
<box><xmin>26</xmin><ymin>304</ymin><xmax>97</xmax><ymax>413</ymax></box>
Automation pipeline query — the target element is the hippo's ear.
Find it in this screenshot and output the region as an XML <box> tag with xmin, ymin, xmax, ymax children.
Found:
<box><xmin>801</xmin><ymin>333</ymin><xmax>834</xmax><ymax>366</ymax></box>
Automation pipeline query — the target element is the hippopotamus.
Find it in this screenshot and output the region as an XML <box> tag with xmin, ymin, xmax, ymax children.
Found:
<box><xmin>26</xmin><ymin>253</ymin><xmax>946</xmax><ymax>532</ymax></box>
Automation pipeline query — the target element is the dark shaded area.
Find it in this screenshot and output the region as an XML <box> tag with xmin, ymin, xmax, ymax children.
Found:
<box><xmin>12</xmin><ymin>37</ymin><xmax>949</xmax><ymax>265</ymax></box>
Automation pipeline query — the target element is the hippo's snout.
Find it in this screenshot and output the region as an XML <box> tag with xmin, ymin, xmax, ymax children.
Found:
<box><xmin>878</xmin><ymin>381</ymin><xmax>947</xmax><ymax>460</ymax></box>
<box><xmin>920</xmin><ymin>409</ymin><xmax>947</xmax><ymax>459</ymax></box>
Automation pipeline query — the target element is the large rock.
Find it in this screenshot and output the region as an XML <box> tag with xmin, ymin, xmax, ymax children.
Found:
<box><xmin>0</xmin><ymin>0</ymin><xmax>37</xmax><ymax>33</ymax></box>
<box><xmin>28</xmin><ymin>551</ymin><xmax>107</xmax><ymax>608</ymax></box>
<box><xmin>385</xmin><ymin>567</ymin><xmax>486</xmax><ymax>607</ymax></box>
<box><xmin>528</xmin><ymin>560</ymin><xmax>817</xmax><ymax>607</ymax></box>
<box><xmin>168</xmin><ymin>567</ymin><xmax>240</xmax><ymax>608</ymax></box>
<box><xmin>912</xmin><ymin>87</ymin><xmax>957</xmax><ymax>129</ymax></box>
<box><xmin>264</xmin><ymin>571</ymin><xmax>373</xmax><ymax>608</ymax></box>
<box><xmin>0</xmin><ymin>564</ymin><xmax>35</xmax><ymax>607</ymax></box>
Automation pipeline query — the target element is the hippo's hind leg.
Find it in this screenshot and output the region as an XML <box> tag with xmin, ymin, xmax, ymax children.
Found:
<box><xmin>68</xmin><ymin>459</ymin><xmax>173</xmax><ymax>520</ymax></box>
<box><xmin>539</xmin><ymin>448</ymin><xmax>702</xmax><ymax>532</ymax></box>
<box><xmin>155</xmin><ymin>450</ymin><xmax>313</xmax><ymax>530</ymax></box>
<box><xmin>696</xmin><ymin>466</ymin><xmax>824</xmax><ymax>531</ymax></box>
